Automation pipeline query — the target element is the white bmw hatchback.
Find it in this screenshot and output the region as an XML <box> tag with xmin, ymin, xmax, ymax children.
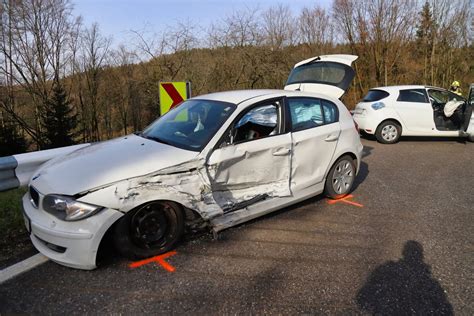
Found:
<box><xmin>23</xmin><ymin>55</ymin><xmax>363</xmax><ymax>269</ymax></box>
<box><xmin>353</xmin><ymin>85</ymin><xmax>474</xmax><ymax>143</ymax></box>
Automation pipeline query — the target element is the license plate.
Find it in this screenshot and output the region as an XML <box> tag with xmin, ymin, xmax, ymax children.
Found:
<box><xmin>23</xmin><ymin>213</ymin><xmax>31</xmax><ymax>233</ymax></box>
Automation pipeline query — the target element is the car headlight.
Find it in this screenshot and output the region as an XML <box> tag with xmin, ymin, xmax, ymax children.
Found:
<box><xmin>43</xmin><ymin>195</ymin><xmax>103</xmax><ymax>221</ymax></box>
<box><xmin>371</xmin><ymin>102</ymin><xmax>385</xmax><ymax>110</ymax></box>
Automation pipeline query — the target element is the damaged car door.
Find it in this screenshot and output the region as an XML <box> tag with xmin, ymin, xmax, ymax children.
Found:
<box><xmin>206</xmin><ymin>98</ymin><xmax>292</xmax><ymax>213</ymax></box>
<box><xmin>288</xmin><ymin>97</ymin><xmax>341</xmax><ymax>191</ymax></box>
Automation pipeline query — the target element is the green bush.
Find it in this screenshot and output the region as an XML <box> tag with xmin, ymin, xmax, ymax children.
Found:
<box><xmin>0</xmin><ymin>188</ymin><xmax>27</xmax><ymax>236</ymax></box>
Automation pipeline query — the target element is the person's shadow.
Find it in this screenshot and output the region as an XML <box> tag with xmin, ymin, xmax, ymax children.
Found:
<box><xmin>356</xmin><ymin>241</ymin><xmax>453</xmax><ymax>315</ymax></box>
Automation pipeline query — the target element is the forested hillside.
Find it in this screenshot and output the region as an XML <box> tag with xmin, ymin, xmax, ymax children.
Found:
<box><xmin>1</xmin><ymin>0</ymin><xmax>472</xmax><ymax>155</ymax></box>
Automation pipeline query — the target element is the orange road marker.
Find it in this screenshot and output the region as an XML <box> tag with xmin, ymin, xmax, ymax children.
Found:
<box><xmin>129</xmin><ymin>251</ymin><xmax>177</xmax><ymax>272</ymax></box>
<box><xmin>327</xmin><ymin>194</ymin><xmax>363</xmax><ymax>208</ymax></box>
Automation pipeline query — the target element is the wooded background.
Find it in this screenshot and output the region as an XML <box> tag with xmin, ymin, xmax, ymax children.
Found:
<box><xmin>1</xmin><ymin>0</ymin><xmax>472</xmax><ymax>155</ymax></box>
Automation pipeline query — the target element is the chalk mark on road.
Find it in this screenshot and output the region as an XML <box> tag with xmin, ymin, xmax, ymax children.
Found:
<box><xmin>129</xmin><ymin>251</ymin><xmax>177</xmax><ymax>272</ymax></box>
<box><xmin>327</xmin><ymin>194</ymin><xmax>363</xmax><ymax>208</ymax></box>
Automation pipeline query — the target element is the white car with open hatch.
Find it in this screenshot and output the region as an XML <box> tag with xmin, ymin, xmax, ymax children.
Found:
<box><xmin>353</xmin><ymin>85</ymin><xmax>474</xmax><ymax>143</ymax></box>
<box><xmin>23</xmin><ymin>55</ymin><xmax>363</xmax><ymax>269</ymax></box>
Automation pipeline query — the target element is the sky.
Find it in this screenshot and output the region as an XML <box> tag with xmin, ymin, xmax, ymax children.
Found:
<box><xmin>73</xmin><ymin>0</ymin><xmax>332</xmax><ymax>44</ymax></box>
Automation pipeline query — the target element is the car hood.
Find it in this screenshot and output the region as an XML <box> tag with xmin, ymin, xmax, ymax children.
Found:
<box><xmin>30</xmin><ymin>134</ymin><xmax>199</xmax><ymax>196</ymax></box>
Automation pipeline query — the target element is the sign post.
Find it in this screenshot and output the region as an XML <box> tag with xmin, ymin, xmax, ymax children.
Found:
<box><xmin>159</xmin><ymin>82</ymin><xmax>191</xmax><ymax>115</ymax></box>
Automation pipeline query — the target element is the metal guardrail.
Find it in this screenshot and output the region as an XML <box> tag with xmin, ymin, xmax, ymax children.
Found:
<box><xmin>0</xmin><ymin>144</ymin><xmax>90</xmax><ymax>192</ymax></box>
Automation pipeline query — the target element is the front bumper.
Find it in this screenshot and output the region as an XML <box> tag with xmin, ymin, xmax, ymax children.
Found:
<box><xmin>22</xmin><ymin>193</ymin><xmax>123</xmax><ymax>270</ymax></box>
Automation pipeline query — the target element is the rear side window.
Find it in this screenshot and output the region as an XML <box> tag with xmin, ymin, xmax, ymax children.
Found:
<box><xmin>322</xmin><ymin>100</ymin><xmax>339</xmax><ymax>124</ymax></box>
<box><xmin>288</xmin><ymin>98</ymin><xmax>339</xmax><ymax>132</ymax></box>
<box><xmin>363</xmin><ymin>89</ymin><xmax>389</xmax><ymax>102</ymax></box>
<box><xmin>397</xmin><ymin>89</ymin><xmax>428</xmax><ymax>103</ymax></box>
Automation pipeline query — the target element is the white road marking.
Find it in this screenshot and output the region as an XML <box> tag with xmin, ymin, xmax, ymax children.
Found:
<box><xmin>0</xmin><ymin>253</ymin><xmax>48</xmax><ymax>284</ymax></box>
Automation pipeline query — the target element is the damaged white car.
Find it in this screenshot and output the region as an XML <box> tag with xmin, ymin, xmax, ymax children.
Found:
<box><xmin>23</xmin><ymin>55</ymin><xmax>363</xmax><ymax>269</ymax></box>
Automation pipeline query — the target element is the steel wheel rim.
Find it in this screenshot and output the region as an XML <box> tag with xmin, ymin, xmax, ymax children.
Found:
<box><xmin>130</xmin><ymin>203</ymin><xmax>173</xmax><ymax>249</ymax></box>
<box><xmin>332</xmin><ymin>160</ymin><xmax>355</xmax><ymax>195</ymax></box>
<box><xmin>381</xmin><ymin>125</ymin><xmax>398</xmax><ymax>141</ymax></box>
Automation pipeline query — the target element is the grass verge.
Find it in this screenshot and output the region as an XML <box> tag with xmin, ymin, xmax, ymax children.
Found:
<box><xmin>0</xmin><ymin>188</ymin><xmax>35</xmax><ymax>267</ymax></box>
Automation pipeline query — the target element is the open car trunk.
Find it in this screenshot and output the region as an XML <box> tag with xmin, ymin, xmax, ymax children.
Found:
<box><xmin>284</xmin><ymin>54</ymin><xmax>358</xmax><ymax>99</ymax></box>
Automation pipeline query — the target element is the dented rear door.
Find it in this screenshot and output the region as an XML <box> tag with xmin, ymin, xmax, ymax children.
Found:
<box><xmin>287</xmin><ymin>97</ymin><xmax>340</xmax><ymax>192</ymax></box>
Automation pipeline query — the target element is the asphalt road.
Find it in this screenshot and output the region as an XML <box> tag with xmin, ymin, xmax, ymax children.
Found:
<box><xmin>1</xmin><ymin>137</ymin><xmax>473</xmax><ymax>315</ymax></box>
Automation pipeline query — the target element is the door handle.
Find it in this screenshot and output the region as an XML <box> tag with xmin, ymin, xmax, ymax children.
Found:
<box><xmin>272</xmin><ymin>148</ymin><xmax>291</xmax><ymax>156</ymax></box>
<box><xmin>325</xmin><ymin>134</ymin><xmax>339</xmax><ymax>142</ymax></box>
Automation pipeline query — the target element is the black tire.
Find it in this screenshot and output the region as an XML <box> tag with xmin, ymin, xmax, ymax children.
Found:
<box><xmin>375</xmin><ymin>120</ymin><xmax>401</xmax><ymax>144</ymax></box>
<box><xmin>325</xmin><ymin>155</ymin><xmax>356</xmax><ymax>199</ymax></box>
<box><xmin>468</xmin><ymin>134</ymin><xmax>474</xmax><ymax>142</ymax></box>
<box><xmin>113</xmin><ymin>201</ymin><xmax>184</xmax><ymax>260</ymax></box>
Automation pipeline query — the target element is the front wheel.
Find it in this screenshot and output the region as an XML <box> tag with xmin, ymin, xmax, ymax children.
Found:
<box><xmin>325</xmin><ymin>155</ymin><xmax>356</xmax><ymax>199</ymax></box>
<box><xmin>114</xmin><ymin>201</ymin><xmax>184</xmax><ymax>260</ymax></box>
<box><xmin>375</xmin><ymin>120</ymin><xmax>401</xmax><ymax>144</ymax></box>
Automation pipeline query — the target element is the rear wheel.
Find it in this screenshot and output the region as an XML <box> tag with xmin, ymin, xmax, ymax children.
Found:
<box><xmin>376</xmin><ymin>120</ymin><xmax>401</xmax><ymax>144</ymax></box>
<box><xmin>325</xmin><ymin>155</ymin><xmax>356</xmax><ymax>199</ymax></box>
<box><xmin>114</xmin><ymin>201</ymin><xmax>184</xmax><ymax>259</ymax></box>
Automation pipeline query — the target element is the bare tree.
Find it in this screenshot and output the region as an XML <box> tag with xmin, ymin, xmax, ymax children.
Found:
<box><xmin>333</xmin><ymin>0</ymin><xmax>416</xmax><ymax>87</ymax></box>
<box><xmin>77</xmin><ymin>22</ymin><xmax>111</xmax><ymax>141</ymax></box>
<box><xmin>207</xmin><ymin>7</ymin><xmax>263</xmax><ymax>48</ymax></box>
<box><xmin>0</xmin><ymin>0</ymin><xmax>79</xmax><ymax>147</ymax></box>
<box><xmin>262</xmin><ymin>4</ymin><xmax>297</xmax><ymax>49</ymax></box>
<box><xmin>299</xmin><ymin>5</ymin><xmax>334</xmax><ymax>49</ymax></box>
<box><xmin>109</xmin><ymin>44</ymin><xmax>137</xmax><ymax>135</ymax></box>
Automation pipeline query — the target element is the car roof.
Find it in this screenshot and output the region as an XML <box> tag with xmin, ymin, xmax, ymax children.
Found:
<box><xmin>192</xmin><ymin>89</ymin><xmax>342</xmax><ymax>106</ymax></box>
<box><xmin>369</xmin><ymin>85</ymin><xmax>450</xmax><ymax>93</ymax></box>
<box><xmin>369</xmin><ymin>85</ymin><xmax>426</xmax><ymax>92</ymax></box>
<box><xmin>193</xmin><ymin>89</ymin><xmax>280</xmax><ymax>104</ymax></box>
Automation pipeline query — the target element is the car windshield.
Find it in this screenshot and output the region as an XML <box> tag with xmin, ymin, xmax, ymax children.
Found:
<box><xmin>142</xmin><ymin>99</ymin><xmax>236</xmax><ymax>151</ymax></box>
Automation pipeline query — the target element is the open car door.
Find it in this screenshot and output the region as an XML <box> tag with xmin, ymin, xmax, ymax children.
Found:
<box><xmin>464</xmin><ymin>84</ymin><xmax>474</xmax><ymax>135</ymax></box>
<box><xmin>284</xmin><ymin>54</ymin><xmax>358</xmax><ymax>99</ymax></box>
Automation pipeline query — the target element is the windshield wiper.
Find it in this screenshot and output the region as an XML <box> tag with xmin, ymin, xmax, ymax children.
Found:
<box><xmin>144</xmin><ymin>135</ymin><xmax>172</xmax><ymax>145</ymax></box>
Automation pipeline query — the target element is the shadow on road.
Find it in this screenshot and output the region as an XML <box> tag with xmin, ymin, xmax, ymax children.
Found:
<box><xmin>399</xmin><ymin>136</ymin><xmax>468</xmax><ymax>144</ymax></box>
<box><xmin>360</xmin><ymin>132</ymin><xmax>469</xmax><ymax>144</ymax></box>
<box><xmin>352</xmin><ymin>161</ymin><xmax>368</xmax><ymax>192</ymax></box>
<box><xmin>362</xmin><ymin>145</ymin><xmax>374</xmax><ymax>158</ymax></box>
<box><xmin>356</xmin><ymin>240</ymin><xmax>453</xmax><ymax>315</ymax></box>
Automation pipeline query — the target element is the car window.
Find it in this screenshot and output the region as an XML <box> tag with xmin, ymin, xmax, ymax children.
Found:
<box><xmin>446</xmin><ymin>91</ymin><xmax>465</xmax><ymax>102</ymax></box>
<box><xmin>288</xmin><ymin>98</ymin><xmax>325</xmax><ymax>132</ymax></box>
<box><xmin>362</xmin><ymin>89</ymin><xmax>389</xmax><ymax>102</ymax></box>
<box><xmin>397</xmin><ymin>89</ymin><xmax>428</xmax><ymax>103</ymax></box>
<box><xmin>428</xmin><ymin>90</ymin><xmax>448</xmax><ymax>103</ymax></box>
<box><xmin>322</xmin><ymin>100</ymin><xmax>339</xmax><ymax>124</ymax></box>
<box><xmin>231</xmin><ymin>103</ymin><xmax>279</xmax><ymax>144</ymax></box>
<box><xmin>428</xmin><ymin>89</ymin><xmax>465</xmax><ymax>104</ymax></box>
<box><xmin>142</xmin><ymin>99</ymin><xmax>236</xmax><ymax>151</ymax></box>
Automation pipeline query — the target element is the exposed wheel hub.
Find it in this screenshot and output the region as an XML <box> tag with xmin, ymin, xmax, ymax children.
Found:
<box><xmin>131</xmin><ymin>204</ymin><xmax>170</xmax><ymax>249</ymax></box>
